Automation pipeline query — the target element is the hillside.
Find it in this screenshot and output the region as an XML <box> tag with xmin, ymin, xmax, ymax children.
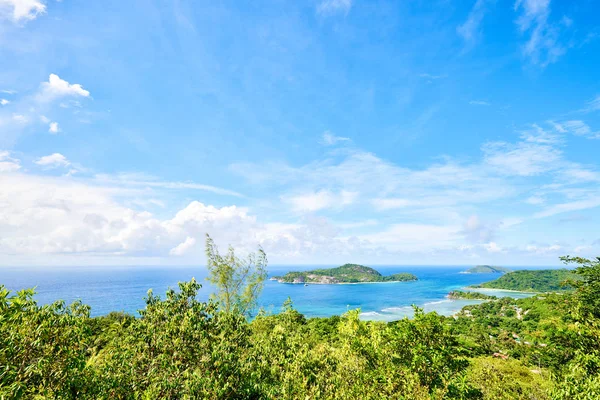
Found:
<box><xmin>462</xmin><ymin>265</ymin><xmax>512</xmax><ymax>274</ymax></box>
<box><xmin>447</xmin><ymin>290</ymin><xmax>498</xmax><ymax>300</ymax></box>
<box><xmin>472</xmin><ymin>269</ymin><xmax>579</xmax><ymax>292</ymax></box>
<box><xmin>273</xmin><ymin>264</ymin><xmax>418</xmax><ymax>284</ymax></box>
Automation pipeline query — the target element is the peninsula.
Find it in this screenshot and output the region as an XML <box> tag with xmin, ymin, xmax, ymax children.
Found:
<box><xmin>470</xmin><ymin>269</ymin><xmax>579</xmax><ymax>292</ymax></box>
<box><xmin>462</xmin><ymin>265</ymin><xmax>512</xmax><ymax>274</ymax></box>
<box><xmin>447</xmin><ymin>290</ymin><xmax>497</xmax><ymax>300</ymax></box>
<box><xmin>272</xmin><ymin>264</ymin><xmax>418</xmax><ymax>284</ymax></box>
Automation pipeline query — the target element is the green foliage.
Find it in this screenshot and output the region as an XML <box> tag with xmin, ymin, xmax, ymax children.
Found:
<box><xmin>1</xmin><ymin>253</ymin><xmax>600</xmax><ymax>398</ymax></box>
<box><xmin>275</xmin><ymin>263</ymin><xmax>418</xmax><ymax>284</ymax></box>
<box><xmin>466</xmin><ymin>357</ymin><xmax>551</xmax><ymax>399</ymax></box>
<box><xmin>474</xmin><ymin>269</ymin><xmax>579</xmax><ymax>292</ymax></box>
<box><xmin>561</xmin><ymin>256</ymin><xmax>600</xmax><ymax>320</ymax></box>
<box><xmin>205</xmin><ymin>233</ymin><xmax>267</xmax><ymax>315</ymax></box>
<box><xmin>448</xmin><ymin>290</ymin><xmax>498</xmax><ymax>300</ymax></box>
<box><xmin>88</xmin><ymin>279</ymin><xmax>257</xmax><ymax>399</ymax></box>
<box><xmin>0</xmin><ymin>286</ymin><xmax>93</xmax><ymax>399</ymax></box>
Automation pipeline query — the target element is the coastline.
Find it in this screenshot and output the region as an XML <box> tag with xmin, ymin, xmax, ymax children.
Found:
<box><xmin>465</xmin><ymin>286</ymin><xmax>541</xmax><ymax>294</ymax></box>
<box><xmin>360</xmin><ymin>286</ymin><xmax>537</xmax><ymax>322</ymax></box>
<box><xmin>4</xmin><ymin>265</ymin><xmax>557</xmax><ymax>319</ymax></box>
<box><xmin>360</xmin><ymin>298</ymin><xmax>485</xmax><ymax>321</ymax></box>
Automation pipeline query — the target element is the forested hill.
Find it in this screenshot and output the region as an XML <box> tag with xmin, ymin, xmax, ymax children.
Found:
<box><xmin>273</xmin><ymin>264</ymin><xmax>418</xmax><ymax>284</ymax></box>
<box><xmin>472</xmin><ymin>269</ymin><xmax>579</xmax><ymax>292</ymax></box>
<box><xmin>462</xmin><ymin>265</ymin><xmax>512</xmax><ymax>274</ymax></box>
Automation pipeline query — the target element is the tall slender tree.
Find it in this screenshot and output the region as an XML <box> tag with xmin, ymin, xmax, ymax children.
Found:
<box><xmin>205</xmin><ymin>234</ymin><xmax>268</xmax><ymax>315</ymax></box>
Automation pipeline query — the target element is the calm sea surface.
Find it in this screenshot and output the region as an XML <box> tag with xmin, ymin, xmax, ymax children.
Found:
<box><xmin>1</xmin><ymin>265</ymin><xmax>541</xmax><ymax>321</ymax></box>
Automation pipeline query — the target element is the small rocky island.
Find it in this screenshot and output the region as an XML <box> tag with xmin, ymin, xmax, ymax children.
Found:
<box><xmin>272</xmin><ymin>264</ymin><xmax>418</xmax><ymax>284</ymax></box>
<box><xmin>462</xmin><ymin>265</ymin><xmax>512</xmax><ymax>274</ymax></box>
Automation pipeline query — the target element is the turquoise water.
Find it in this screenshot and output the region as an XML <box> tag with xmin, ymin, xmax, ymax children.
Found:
<box><xmin>0</xmin><ymin>265</ymin><xmax>537</xmax><ymax>321</ymax></box>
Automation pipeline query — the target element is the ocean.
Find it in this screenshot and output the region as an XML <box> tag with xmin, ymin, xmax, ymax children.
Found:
<box><xmin>1</xmin><ymin>265</ymin><xmax>538</xmax><ymax>321</ymax></box>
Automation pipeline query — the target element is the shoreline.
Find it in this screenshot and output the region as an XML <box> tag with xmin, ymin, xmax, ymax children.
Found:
<box><xmin>465</xmin><ymin>286</ymin><xmax>540</xmax><ymax>294</ymax></box>
<box><xmin>360</xmin><ymin>298</ymin><xmax>486</xmax><ymax>321</ymax></box>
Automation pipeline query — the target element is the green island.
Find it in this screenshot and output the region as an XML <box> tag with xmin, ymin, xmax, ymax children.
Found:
<box><xmin>462</xmin><ymin>265</ymin><xmax>513</xmax><ymax>274</ymax></box>
<box><xmin>447</xmin><ymin>290</ymin><xmax>498</xmax><ymax>300</ymax></box>
<box><xmin>272</xmin><ymin>263</ymin><xmax>418</xmax><ymax>284</ymax></box>
<box><xmin>471</xmin><ymin>268</ymin><xmax>580</xmax><ymax>292</ymax></box>
<box><xmin>2</xmin><ymin>236</ymin><xmax>600</xmax><ymax>399</ymax></box>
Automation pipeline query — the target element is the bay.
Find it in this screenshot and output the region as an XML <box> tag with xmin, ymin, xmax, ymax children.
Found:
<box><xmin>0</xmin><ymin>265</ymin><xmax>538</xmax><ymax>321</ymax></box>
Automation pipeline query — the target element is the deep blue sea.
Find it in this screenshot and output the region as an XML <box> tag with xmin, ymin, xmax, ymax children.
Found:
<box><xmin>1</xmin><ymin>265</ymin><xmax>542</xmax><ymax>321</ymax></box>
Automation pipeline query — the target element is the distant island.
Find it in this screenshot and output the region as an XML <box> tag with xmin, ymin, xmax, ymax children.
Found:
<box><xmin>462</xmin><ymin>265</ymin><xmax>512</xmax><ymax>274</ymax></box>
<box><xmin>447</xmin><ymin>290</ymin><xmax>497</xmax><ymax>300</ymax></box>
<box><xmin>272</xmin><ymin>264</ymin><xmax>418</xmax><ymax>284</ymax></box>
<box><xmin>470</xmin><ymin>269</ymin><xmax>579</xmax><ymax>292</ymax></box>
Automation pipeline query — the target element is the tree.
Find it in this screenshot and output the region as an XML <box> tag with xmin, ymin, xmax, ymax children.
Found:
<box><xmin>0</xmin><ymin>286</ymin><xmax>93</xmax><ymax>399</ymax></box>
<box><xmin>205</xmin><ymin>234</ymin><xmax>268</xmax><ymax>315</ymax></box>
<box><xmin>560</xmin><ymin>256</ymin><xmax>600</xmax><ymax>320</ymax></box>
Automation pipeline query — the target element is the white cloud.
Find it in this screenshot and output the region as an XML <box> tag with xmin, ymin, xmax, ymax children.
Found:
<box><xmin>574</xmin><ymin>245</ymin><xmax>591</xmax><ymax>254</ymax></box>
<box><xmin>338</xmin><ymin>219</ymin><xmax>378</xmax><ymax>229</ymax></box>
<box><xmin>284</xmin><ymin>190</ymin><xmax>357</xmax><ymax>212</ymax></box>
<box><xmin>534</xmin><ymin>197</ymin><xmax>600</xmax><ymax>218</ymax></box>
<box><xmin>514</xmin><ymin>0</ymin><xmax>551</xmax><ymax>24</ymax></box>
<box><xmin>523</xmin><ymin>123</ymin><xmax>562</xmax><ymax>144</ymax></box>
<box><xmin>233</xmin><ymin>151</ymin><xmax>521</xmax><ymax>246</ymax></box>
<box><xmin>1</xmin><ymin>90</ymin><xmax>17</xmax><ymax>95</ymax></box>
<box><xmin>316</xmin><ymin>0</ymin><xmax>352</xmax><ymax>15</ymax></box>
<box><xmin>359</xmin><ymin>223</ymin><xmax>462</xmax><ymax>252</ymax></box>
<box><xmin>59</xmin><ymin>100</ymin><xmax>82</xmax><ymax>109</ymax></box>
<box><xmin>169</xmin><ymin>237</ymin><xmax>196</xmax><ymax>256</ymax></box>
<box><xmin>560</xmin><ymin>120</ymin><xmax>600</xmax><ymax>139</ymax></box>
<box><xmin>233</xmin><ymin>118</ymin><xmax>600</xmax><ymax>263</ymax></box>
<box><xmin>419</xmin><ymin>73</ymin><xmax>447</xmax><ymax>80</ymax></box>
<box><xmin>483</xmin><ymin>242</ymin><xmax>503</xmax><ymax>253</ymax></box>
<box><xmin>35</xmin><ymin>153</ymin><xmax>70</xmax><ymax>168</ymax></box>
<box><xmin>526</xmin><ymin>196</ymin><xmax>545</xmax><ymax>205</ymax></box>
<box><xmin>12</xmin><ymin>114</ymin><xmax>28</xmax><ymax>123</ymax></box>
<box><xmin>482</xmin><ymin>140</ymin><xmax>561</xmax><ymax>176</ymax></box>
<box><xmin>525</xmin><ymin>243</ymin><xmax>561</xmax><ymax>254</ymax></box>
<box><xmin>469</xmin><ymin>100</ymin><xmax>491</xmax><ymax>106</ymax></box>
<box><xmin>514</xmin><ymin>0</ymin><xmax>567</xmax><ymax>66</ymax></box>
<box><xmin>94</xmin><ymin>172</ymin><xmax>243</xmax><ymax>197</ymax></box>
<box><xmin>583</xmin><ymin>95</ymin><xmax>600</xmax><ymax>113</ymax></box>
<box><xmin>548</xmin><ymin>120</ymin><xmax>566</xmax><ymax>133</ymax></box>
<box><xmin>37</xmin><ymin>74</ymin><xmax>90</xmax><ymax>103</ymax></box>
<box><xmin>500</xmin><ymin>217</ymin><xmax>524</xmax><ymax>228</ymax></box>
<box><xmin>0</xmin><ymin>99</ymin><xmax>9</xmax><ymax>106</ymax></box>
<box><xmin>0</xmin><ymin>150</ymin><xmax>21</xmax><ymax>172</ymax></box>
<box><xmin>372</xmin><ymin>198</ymin><xmax>412</xmax><ymax>210</ymax></box>
<box><xmin>462</xmin><ymin>215</ymin><xmax>495</xmax><ymax>243</ymax></box>
<box><xmin>48</xmin><ymin>121</ymin><xmax>60</xmax><ymax>133</ymax></box>
<box><xmin>0</xmin><ymin>76</ymin><xmax>92</xmax><ymax>145</ymax></box>
<box><xmin>321</xmin><ymin>131</ymin><xmax>351</xmax><ymax>146</ymax></box>
<box><xmin>0</xmin><ymin>172</ymin><xmax>258</xmax><ymax>257</ymax></box>
<box><xmin>2</xmin><ymin>104</ymin><xmax>599</xmax><ymax>264</ymax></box>
<box><xmin>457</xmin><ymin>0</ymin><xmax>490</xmax><ymax>44</ymax></box>
<box><xmin>560</xmin><ymin>167</ymin><xmax>600</xmax><ymax>183</ymax></box>
<box><xmin>0</xmin><ymin>0</ymin><xmax>46</xmax><ymax>23</ymax></box>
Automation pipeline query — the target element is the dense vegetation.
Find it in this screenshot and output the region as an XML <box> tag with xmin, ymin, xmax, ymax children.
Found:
<box><xmin>1</xmin><ymin>238</ymin><xmax>600</xmax><ymax>399</ymax></box>
<box><xmin>274</xmin><ymin>263</ymin><xmax>418</xmax><ymax>284</ymax></box>
<box><xmin>472</xmin><ymin>269</ymin><xmax>579</xmax><ymax>292</ymax></box>
<box><xmin>462</xmin><ymin>265</ymin><xmax>512</xmax><ymax>274</ymax></box>
<box><xmin>447</xmin><ymin>290</ymin><xmax>497</xmax><ymax>300</ymax></box>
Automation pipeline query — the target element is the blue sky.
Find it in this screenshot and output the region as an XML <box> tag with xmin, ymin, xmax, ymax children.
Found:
<box><xmin>0</xmin><ymin>0</ymin><xmax>599</xmax><ymax>266</ymax></box>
